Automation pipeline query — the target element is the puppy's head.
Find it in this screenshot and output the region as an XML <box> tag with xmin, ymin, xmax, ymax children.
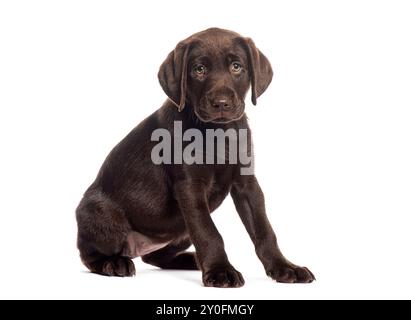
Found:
<box><xmin>158</xmin><ymin>28</ymin><xmax>273</xmax><ymax>124</ymax></box>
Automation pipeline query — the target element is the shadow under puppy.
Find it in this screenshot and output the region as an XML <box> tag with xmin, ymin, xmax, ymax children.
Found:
<box><xmin>76</xmin><ymin>28</ymin><xmax>315</xmax><ymax>287</ymax></box>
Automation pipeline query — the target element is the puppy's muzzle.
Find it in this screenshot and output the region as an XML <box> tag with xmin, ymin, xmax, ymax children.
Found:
<box><xmin>207</xmin><ymin>88</ymin><xmax>236</xmax><ymax>110</ymax></box>
<box><xmin>198</xmin><ymin>88</ymin><xmax>244</xmax><ymax>123</ymax></box>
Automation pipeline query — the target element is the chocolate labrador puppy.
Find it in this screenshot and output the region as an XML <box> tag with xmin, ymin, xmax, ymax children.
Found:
<box><xmin>76</xmin><ymin>28</ymin><xmax>315</xmax><ymax>287</ymax></box>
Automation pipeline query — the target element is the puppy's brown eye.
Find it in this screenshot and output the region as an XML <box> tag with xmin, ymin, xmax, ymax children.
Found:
<box><xmin>230</xmin><ymin>62</ymin><xmax>242</xmax><ymax>73</ymax></box>
<box><xmin>193</xmin><ymin>65</ymin><xmax>206</xmax><ymax>76</ymax></box>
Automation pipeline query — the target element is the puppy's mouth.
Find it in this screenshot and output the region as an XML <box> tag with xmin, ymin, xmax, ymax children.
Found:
<box><xmin>194</xmin><ymin>105</ymin><xmax>245</xmax><ymax>124</ymax></box>
<box><xmin>210</xmin><ymin>115</ymin><xmax>244</xmax><ymax>124</ymax></box>
<box><xmin>195</xmin><ymin>111</ymin><xmax>244</xmax><ymax>124</ymax></box>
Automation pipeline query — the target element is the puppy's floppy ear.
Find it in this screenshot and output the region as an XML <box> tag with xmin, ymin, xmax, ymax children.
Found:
<box><xmin>238</xmin><ymin>37</ymin><xmax>273</xmax><ymax>105</ymax></box>
<box><xmin>158</xmin><ymin>41</ymin><xmax>191</xmax><ymax>112</ymax></box>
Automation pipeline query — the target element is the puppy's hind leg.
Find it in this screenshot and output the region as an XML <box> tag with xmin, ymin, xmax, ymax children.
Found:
<box><xmin>142</xmin><ymin>238</ymin><xmax>199</xmax><ymax>270</ymax></box>
<box><xmin>76</xmin><ymin>191</ymin><xmax>136</xmax><ymax>277</ymax></box>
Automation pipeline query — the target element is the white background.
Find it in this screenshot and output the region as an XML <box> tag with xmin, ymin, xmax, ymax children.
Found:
<box><xmin>1</xmin><ymin>0</ymin><xmax>410</xmax><ymax>300</ymax></box>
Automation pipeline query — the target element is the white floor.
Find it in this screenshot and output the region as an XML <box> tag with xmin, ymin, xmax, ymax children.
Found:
<box><xmin>2</xmin><ymin>250</ymin><xmax>410</xmax><ymax>300</ymax></box>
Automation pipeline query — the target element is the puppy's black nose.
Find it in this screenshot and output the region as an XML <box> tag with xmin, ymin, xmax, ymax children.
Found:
<box><xmin>211</xmin><ymin>99</ymin><xmax>230</xmax><ymax>109</ymax></box>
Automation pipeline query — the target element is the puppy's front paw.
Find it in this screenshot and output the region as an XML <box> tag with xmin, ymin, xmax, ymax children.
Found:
<box><xmin>267</xmin><ymin>260</ymin><xmax>315</xmax><ymax>283</ymax></box>
<box><xmin>203</xmin><ymin>265</ymin><xmax>245</xmax><ymax>288</ymax></box>
<box><xmin>101</xmin><ymin>257</ymin><xmax>136</xmax><ymax>277</ymax></box>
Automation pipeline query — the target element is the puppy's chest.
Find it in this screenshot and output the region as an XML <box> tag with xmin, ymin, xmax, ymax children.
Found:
<box><xmin>205</xmin><ymin>175</ymin><xmax>233</xmax><ymax>212</ymax></box>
